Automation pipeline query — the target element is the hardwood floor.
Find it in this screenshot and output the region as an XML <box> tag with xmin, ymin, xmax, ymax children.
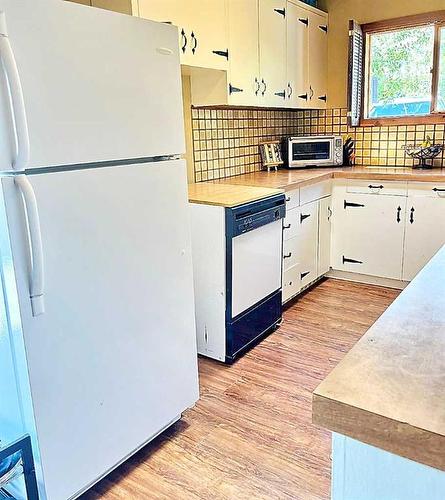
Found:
<box><xmin>81</xmin><ymin>279</ymin><xmax>399</xmax><ymax>500</ymax></box>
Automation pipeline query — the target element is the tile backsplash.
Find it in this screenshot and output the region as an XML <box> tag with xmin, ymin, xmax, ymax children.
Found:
<box><xmin>191</xmin><ymin>107</ymin><xmax>445</xmax><ymax>182</ymax></box>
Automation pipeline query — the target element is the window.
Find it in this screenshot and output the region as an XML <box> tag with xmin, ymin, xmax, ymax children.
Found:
<box><xmin>348</xmin><ymin>12</ymin><xmax>445</xmax><ymax>126</ymax></box>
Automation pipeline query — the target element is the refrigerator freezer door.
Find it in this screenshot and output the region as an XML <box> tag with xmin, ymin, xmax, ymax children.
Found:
<box><xmin>0</xmin><ymin>0</ymin><xmax>185</xmax><ymax>171</ymax></box>
<box><xmin>1</xmin><ymin>160</ymin><xmax>198</xmax><ymax>500</ymax></box>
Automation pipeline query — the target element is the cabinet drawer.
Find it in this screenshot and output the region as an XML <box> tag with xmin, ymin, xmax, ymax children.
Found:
<box><xmin>283</xmin><ymin>236</ymin><xmax>299</xmax><ymax>271</ymax></box>
<box><xmin>300</xmin><ymin>179</ymin><xmax>331</xmax><ymax>205</ymax></box>
<box><xmin>285</xmin><ymin>188</ymin><xmax>300</xmax><ymax>210</ymax></box>
<box><xmin>282</xmin><ymin>264</ymin><xmax>301</xmax><ymax>303</ymax></box>
<box><xmin>346</xmin><ymin>180</ymin><xmax>407</xmax><ymax>196</ymax></box>
<box><xmin>283</xmin><ymin>207</ymin><xmax>299</xmax><ymax>241</ymax></box>
<box><xmin>407</xmin><ymin>182</ymin><xmax>445</xmax><ymax>198</ymax></box>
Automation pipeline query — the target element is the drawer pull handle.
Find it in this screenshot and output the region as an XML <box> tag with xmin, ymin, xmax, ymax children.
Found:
<box><xmin>410</xmin><ymin>207</ymin><xmax>415</xmax><ymax>224</ymax></box>
<box><xmin>285</xmin><ymin>196</ymin><xmax>291</xmax><ymax>202</ymax></box>
<box><xmin>283</xmin><ymin>224</ymin><xmax>291</xmax><ymax>229</ymax></box>
<box><xmin>283</xmin><ymin>252</ymin><xmax>292</xmax><ymax>259</ymax></box>
<box><xmin>327</xmin><ymin>206</ymin><xmax>332</xmax><ymax>221</ymax></box>
<box><xmin>432</xmin><ymin>187</ymin><xmax>445</xmax><ymax>192</ymax></box>
<box><xmin>343</xmin><ymin>256</ymin><xmax>363</xmax><ymax>264</ymax></box>
<box><xmin>300</xmin><ymin>213</ymin><xmax>311</xmax><ymax>222</ymax></box>
<box><xmin>301</xmin><ymin>271</ymin><xmax>310</xmax><ymax>279</ymax></box>
<box><xmin>368</xmin><ymin>184</ymin><xmax>384</xmax><ymax>189</ymax></box>
<box><xmin>344</xmin><ymin>200</ymin><xmax>365</xmax><ymax>209</ymax></box>
<box><xmin>396</xmin><ymin>206</ymin><xmax>401</xmax><ymax>223</ymax></box>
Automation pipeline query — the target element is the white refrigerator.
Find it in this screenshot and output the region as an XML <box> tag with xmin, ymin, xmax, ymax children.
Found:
<box><xmin>0</xmin><ymin>1</ymin><xmax>199</xmax><ymax>499</ymax></box>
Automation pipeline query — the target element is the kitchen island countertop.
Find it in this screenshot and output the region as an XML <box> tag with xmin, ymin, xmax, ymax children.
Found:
<box><xmin>312</xmin><ymin>245</ymin><xmax>445</xmax><ymax>472</ymax></box>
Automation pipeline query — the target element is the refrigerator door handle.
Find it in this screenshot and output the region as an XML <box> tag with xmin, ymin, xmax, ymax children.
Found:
<box><xmin>0</xmin><ymin>33</ymin><xmax>30</xmax><ymax>172</ymax></box>
<box><xmin>15</xmin><ymin>175</ymin><xmax>45</xmax><ymax>316</ymax></box>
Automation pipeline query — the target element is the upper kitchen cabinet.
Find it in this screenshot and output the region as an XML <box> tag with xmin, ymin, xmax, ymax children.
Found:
<box><xmin>226</xmin><ymin>0</ymin><xmax>260</xmax><ymax>106</ymax></box>
<box><xmin>307</xmin><ymin>9</ymin><xmax>328</xmax><ymax>108</ymax></box>
<box><xmin>258</xmin><ymin>0</ymin><xmax>287</xmax><ymax>107</ymax></box>
<box><xmin>286</xmin><ymin>0</ymin><xmax>309</xmax><ymax>107</ymax></box>
<box><xmin>138</xmin><ymin>0</ymin><xmax>229</xmax><ymax>71</ymax></box>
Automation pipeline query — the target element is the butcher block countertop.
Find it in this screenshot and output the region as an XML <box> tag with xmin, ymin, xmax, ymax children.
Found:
<box><xmin>188</xmin><ymin>183</ymin><xmax>283</xmax><ymax>207</ymax></box>
<box><xmin>209</xmin><ymin>166</ymin><xmax>445</xmax><ymax>191</ymax></box>
<box><xmin>313</xmin><ymin>246</ymin><xmax>445</xmax><ymax>472</ymax></box>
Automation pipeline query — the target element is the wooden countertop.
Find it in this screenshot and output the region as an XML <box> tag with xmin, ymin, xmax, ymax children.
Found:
<box><xmin>188</xmin><ymin>183</ymin><xmax>283</xmax><ymax>207</ymax></box>
<box><xmin>313</xmin><ymin>246</ymin><xmax>445</xmax><ymax>471</ymax></box>
<box><xmin>209</xmin><ymin>167</ymin><xmax>445</xmax><ymax>191</ymax></box>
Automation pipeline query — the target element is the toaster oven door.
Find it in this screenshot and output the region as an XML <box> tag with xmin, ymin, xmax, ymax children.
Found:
<box><xmin>290</xmin><ymin>138</ymin><xmax>334</xmax><ymax>167</ymax></box>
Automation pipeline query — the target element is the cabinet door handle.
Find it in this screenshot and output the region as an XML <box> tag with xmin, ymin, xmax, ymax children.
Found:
<box><xmin>229</xmin><ymin>84</ymin><xmax>243</xmax><ymax>94</ymax></box>
<box><xmin>298</xmin><ymin>93</ymin><xmax>308</xmax><ymax>100</ymax></box>
<box><xmin>261</xmin><ymin>78</ymin><xmax>267</xmax><ymax>96</ymax></box>
<box><xmin>410</xmin><ymin>207</ymin><xmax>415</xmax><ymax>224</ymax></box>
<box><xmin>343</xmin><ymin>256</ymin><xmax>363</xmax><ymax>264</ymax></box>
<box><xmin>274</xmin><ymin>90</ymin><xmax>286</xmax><ymax>99</ymax></box>
<box><xmin>180</xmin><ymin>28</ymin><xmax>187</xmax><ymax>53</ymax></box>
<box><xmin>283</xmin><ymin>252</ymin><xmax>292</xmax><ymax>259</ymax></box>
<box><xmin>254</xmin><ymin>77</ymin><xmax>260</xmax><ymax>96</ymax></box>
<box><xmin>396</xmin><ymin>206</ymin><xmax>401</xmax><ymax>223</ymax></box>
<box><xmin>368</xmin><ymin>184</ymin><xmax>384</xmax><ymax>190</ymax></box>
<box><xmin>309</xmin><ymin>86</ymin><xmax>314</xmax><ymax>99</ymax></box>
<box><xmin>432</xmin><ymin>187</ymin><xmax>445</xmax><ymax>192</ymax></box>
<box><xmin>283</xmin><ymin>224</ymin><xmax>291</xmax><ymax>229</ymax></box>
<box><xmin>212</xmin><ymin>49</ymin><xmax>229</xmax><ymax>59</ymax></box>
<box><xmin>300</xmin><ymin>213</ymin><xmax>311</xmax><ymax>222</ymax></box>
<box><xmin>287</xmin><ymin>83</ymin><xmax>293</xmax><ymax>99</ymax></box>
<box><xmin>301</xmin><ymin>271</ymin><xmax>310</xmax><ymax>279</ymax></box>
<box><xmin>285</xmin><ymin>196</ymin><xmax>291</xmax><ymax>202</ymax></box>
<box><xmin>327</xmin><ymin>206</ymin><xmax>332</xmax><ymax>221</ymax></box>
<box><xmin>344</xmin><ymin>200</ymin><xmax>365</xmax><ymax>209</ymax></box>
<box><xmin>298</xmin><ymin>17</ymin><xmax>308</xmax><ymax>26</ymax></box>
<box><xmin>191</xmin><ymin>31</ymin><xmax>198</xmax><ymax>54</ymax></box>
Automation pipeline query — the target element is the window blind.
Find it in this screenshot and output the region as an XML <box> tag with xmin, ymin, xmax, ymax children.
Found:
<box><xmin>347</xmin><ymin>20</ymin><xmax>364</xmax><ymax>127</ymax></box>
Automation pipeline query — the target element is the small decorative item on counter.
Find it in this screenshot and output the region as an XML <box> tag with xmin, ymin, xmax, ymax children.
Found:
<box><xmin>343</xmin><ymin>136</ymin><xmax>355</xmax><ymax>166</ymax></box>
<box><xmin>402</xmin><ymin>136</ymin><xmax>444</xmax><ymax>169</ymax></box>
<box><xmin>259</xmin><ymin>141</ymin><xmax>283</xmax><ymax>172</ymax></box>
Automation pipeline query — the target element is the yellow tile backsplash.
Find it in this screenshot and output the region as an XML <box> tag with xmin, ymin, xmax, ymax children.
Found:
<box><xmin>191</xmin><ymin>107</ymin><xmax>445</xmax><ymax>182</ymax></box>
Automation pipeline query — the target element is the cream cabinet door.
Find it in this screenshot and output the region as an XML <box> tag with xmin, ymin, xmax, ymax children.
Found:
<box><xmin>307</xmin><ymin>10</ymin><xmax>328</xmax><ymax>109</ymax></box>
<box><xmin>258</xmin><ymin>0</ymin><xmax>287</xmax><ymax>107</ymax></box>
<box><xmin>227</xmin><ymin>0</ymin><xmax>260</xmax><ymax>105</ymax></box>
<box><xmin>138</xmin><ymin>0</ymin><xmax>228</xmax><ymax>70</ymax></box>
<box><xmin>296</xmin><ymin>200</ymin><xmax>319</xmax><ymax>288</ymax></box>
<box><xmin>403</xmin><ymin>196</ymin><xmax>445</xmax><ymax>281</ymax></box>
<box><xmin>188</xmin><ymin>0</ymin><xmax>229</xmax><ymax>70</ymax></box>
<box><xmin>286</xmin><ymin>1</ymin><xmax>309</xmax><ymax>107</ymax></box>
<box><xmin>318</xmin><ymin>196</ymin><xmax>332</xmax><ymax>276</ymax></box>
<box><xmin>331</xmin><ymin>194</ymin><xmax>406</xmax><ymax>280</ymax></box>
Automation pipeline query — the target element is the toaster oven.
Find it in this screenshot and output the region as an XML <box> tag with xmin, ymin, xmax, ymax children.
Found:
<box><xmin>285</xmin><ymin>135</ymin><xmax>343</xmax><ymax>168</ymax></box>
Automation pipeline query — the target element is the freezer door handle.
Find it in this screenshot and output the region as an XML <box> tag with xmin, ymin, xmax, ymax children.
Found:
<box><xmin>0</xmin><ymin>33</ymin><xmax>30</xmax><ymax>171</ymax></box>
<box><xmin>15</xmin><ymin>176</ymin><xmax>45</xmax><ymax>316</ymax></box>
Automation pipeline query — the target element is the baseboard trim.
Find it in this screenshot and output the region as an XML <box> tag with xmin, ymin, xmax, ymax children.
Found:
<box><xmin>326</xmin><ymin>269</ymin><xmax>409</xmax><ymax>290</ymax></box>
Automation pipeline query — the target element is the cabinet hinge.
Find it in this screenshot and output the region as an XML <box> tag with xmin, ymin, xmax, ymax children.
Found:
<box><xmin>213</xmin><ymin>49</ymin><xmax>229</xmax><ymax>60</ymax></box>
<box><xmin>344</xmin><ymin>200</ymin><xmax>365</xmax><ymax>209</ymax></box>
<box><xmin>274</xmin><ymin>90</ymin><xmax>286</xmax><ymax>98</ymax></box>
<box><xmin>342</xmin><ymin>256</ymin><xmax>363</xmax><ymax>264</ymax></box>
<box><xmin>301</xmin><ymin>271</ymin><xmax>310</xmax><ymax>279</ymax></box>
<box><xmin>229</xmin><ymin>84</ymin><xmax>243</xmax><ymax>94</ymax></box>
<box><xmin>299</xmin><ymin>17</ymin><xmax>309</xmax><ymax>26</ymax></box>
<box><xmin>300</xmin><ymin>213</ymin><xmax>311</xmax><ymax>223</ymax></box>
<box><xmin>319</xmin><ymin>24</ymin><xmax>328</xmax><ymax>33</ymax></box>
<box><xmin>274</xmin><ymin>8</ymin><xmax>286</xmax><ymax>17</ymax></box>
<box><xmin>318</xmin><ymin>95</ymin><xmax>327</xmax><ymax>102</ymax></box>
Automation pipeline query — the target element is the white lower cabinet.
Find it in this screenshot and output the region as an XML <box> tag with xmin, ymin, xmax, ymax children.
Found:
<box><xmin>282</xmin><ymin>187</ymin><xmax>331</xmax><ymax>304</ymax></box>
<box><xmin>331</xmin><ymin>192</ymin><xmax>406</xmax><ymax>280</ymax></box>
<box><xmin>403</xmin><ymin>185</ymin><xmax>445</xmax><ymax>280</ymax></box>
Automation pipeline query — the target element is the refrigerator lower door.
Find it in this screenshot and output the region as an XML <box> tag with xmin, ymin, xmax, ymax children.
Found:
<box><xmin>1</xmin><ymin>159</ymin><xmax>198</xmax><ymax>500</ymax></box>
<box><xmin>0</xmin><ymin>0</ymin><xmax>185</xmax><ymax>171</ymax></box>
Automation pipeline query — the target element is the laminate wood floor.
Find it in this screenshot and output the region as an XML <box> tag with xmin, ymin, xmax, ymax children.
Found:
<box><xmin>81</xmin><ymin>279</ymin><xmax>399</xmax><ymax>500</ymax></box>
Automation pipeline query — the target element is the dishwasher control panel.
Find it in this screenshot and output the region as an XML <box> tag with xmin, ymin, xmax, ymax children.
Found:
<box><xmin>228</xmin><ymin>195</ymin><xmax>286</xmax><ymax>237</ymax></box>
